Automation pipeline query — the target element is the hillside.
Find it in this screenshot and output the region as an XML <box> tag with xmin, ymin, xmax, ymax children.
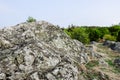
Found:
<box><xmin>85</xmin><ymin>43</ymin><xmax>120</xmax><ymax>80</ymax></box>
<box><xmin>0</xmin><ymin>21</ymin><xmax>120</xmax><ymax>80</ymax></box>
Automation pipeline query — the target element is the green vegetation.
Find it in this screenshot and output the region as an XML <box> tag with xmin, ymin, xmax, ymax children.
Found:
<box><xmin>82</xmin><ymin>70</ymin><xmax>109</xmax><ymax>80</ymax></box>
<box><xmin>85</xmin><ymin>60</ymin><xmax>99</xmax><ymax>69</ymax></box>
<box><xmin>64</xmin><ymin>24</ymin><xmax>120</xmax><ymax>44</ymax></box>
<box><xmin>106</xmin><ymin>60</ymin><xmax>114</xmax><ymax>66</ymax></box>
<box><xmin>106</xmin><ymin>59</ymin><xmax>120</xmax><ymax>73</ymax></box>
<box><xmin>64</xmin><ymin>27</ymin><xmax>89</xmax><ymax>43</ymax></box>
<box><xmin>26</xmin><ymin>16</ymin><xmax>36</xmax><ymax>22</ymax></box>
<box><xmin>109</xmin><ymin>25</ymin><xmax>120</xmax><ymax>37</ymax></box>
<box><xmin>84</xmin><ymin>72</ymin><xmax>100</xmax><ymax>80</ymax></box>
<box><xmin>117</xmin><ymin>31</ymin><xmax>120</xmax><ymax>41</ymax></box>
<box><xmin>103</xmin><ymin>34</ymin><xmax>116</xmax><ymax>41</ymax></box>
<box><xmin>88</xmin><ymin>28</ymin><xmax>101</xmax><ymax>41</ymax></box>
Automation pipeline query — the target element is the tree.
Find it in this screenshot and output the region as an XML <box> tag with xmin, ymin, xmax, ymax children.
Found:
<box><xmin>88</xmin><ymin>28</ymin><xmax>101</xmax><ymax>41</ymax></box>
<box><xmin>65</xmin><ymin>27</ymin><xmax>90</xmax><ymax>44</ymax></box>
<box><xmin>117</xmin><ymin>31</ymin><xmax>120</xmax><ymax>41</ymax></box>
<box><xmin>97</xmin><ymin>27</ymin><xmax>110</xmax><ymax>39</ymax></box>
<box><xmin>26</xmin><ymin>16</ymin><xmax>36</xmax><ymax>22</ymax></box>
<box><xmin>109</xmin><ymin>25</ymin><xmax>120</xmax><ymax>37</ymax></box>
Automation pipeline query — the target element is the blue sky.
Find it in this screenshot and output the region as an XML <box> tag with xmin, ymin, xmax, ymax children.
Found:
<box><xmin>0</xmin><ymin>0</ymin><xmax>120</xmax><ymax>28</ymax></box>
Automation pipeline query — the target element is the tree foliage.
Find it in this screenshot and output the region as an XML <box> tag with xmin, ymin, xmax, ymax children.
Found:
<box><xmin>26</xmin><ymin>16</ymin><xmax>36</xmax><ymax>22</ymax></box>
<box><xmin>64</xmin><ymin>24</ymin><xmax>120</xmax><ymax>44</ymax></box>
<box><xmin>103</xmin><ymin>34</ymin><xmax>116</xmax><ymax>41</ymax></box>
<box><xmin>88</xmin><ymin>28</ymin><xmax>101</xmax><ymax>41</ymax></box>
<box><xmin>64</xmin><ymin>27</ymin><xmax>89</xmax><ymax>44</ymax></box>
<box><xmin>109</xmin><ymin>25</ymin><xmax>120</xmax><ymax>37</ymax></box>
<box><xmin>117</xmin><ymin>31</ymin><xmax>120</xmax><ymax>41</ymax></box>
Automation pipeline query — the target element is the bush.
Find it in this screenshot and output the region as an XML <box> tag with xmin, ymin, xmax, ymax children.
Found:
<box><xmin>98</xmin><ymin>28</ymin><xmax>110</xmax><ymax>39</ymax></box>
<box><xmin>109</xmin><ymin>25</ymin><xmax>120</xmax><ymax>37</ymax></box>
<box><xmin>71</xmin><ymin>28</ymin><xmax>90</xmax><ymax>44</ymax></box>
<box><xmin>64</xmin><ymin>27</ymin><xmax>90</xmax><ymax>44</ymax></box>
<box><xmin>26</xmin><ymin>16</ymin><xmax>36</xmax><ymax>22</ymax></box>
<box><xmin>103</xmin><ymin>34</ymin><xmax>116</xmax><ymax>41</ymax></box>
<box><xmin>88</xmin><ymin>28</ymin><xmax>101</xmax><ymax>41</ymax></box>
<box><xmin>64</xmin><ymin>25</ymin><xmax>120</xmax><ymax>43</ymax></box>
<box><xmin>117</xmin><ymin>31</ymin><xmax>120</xmax><ymax>41</ymax></box>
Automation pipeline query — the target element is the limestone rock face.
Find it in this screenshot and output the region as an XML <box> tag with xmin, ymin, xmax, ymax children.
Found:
<box><xmin>0</xmin><ymin>21</ymin><xmax>89</xmax><ymax>80</ymax></box>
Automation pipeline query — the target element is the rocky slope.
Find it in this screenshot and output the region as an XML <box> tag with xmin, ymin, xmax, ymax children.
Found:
<box><xmin>85</xmin><ymin>43</ymin><xmax>120</xmax><ymax>80</ymax></box>
<box><xmin>0</xmin><ymin>21</ymin><xmax>87</xmax><ymax>80</ymax></box>
<box><xmin>0</xmin><ymin>21</ymin><xmax>120</xmax><ymax>80</ymax></box>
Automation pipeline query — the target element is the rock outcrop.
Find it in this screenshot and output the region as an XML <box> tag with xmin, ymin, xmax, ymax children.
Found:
<box><xmin>114</xmin><ymin>58</ymin><xmax>120</xmax><ymax>68</ymax></box>
<box><xmin>103</xmin><ymin>40</ymin><xmax>120</xmax><ymax>53</ymax></box>
<box><xmin>0</xmin><ymin>21</ymin><xmax>91</xmax><ymax>80</ymax></box>
<box><xmin>1</xmin><ymin>21</ymin><xmax>119</xmax><ymax>80</ymax></box>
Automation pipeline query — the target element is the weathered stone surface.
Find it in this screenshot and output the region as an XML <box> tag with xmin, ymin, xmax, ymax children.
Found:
<box><xmin>0</xmin><ymin>73</ymin><xmax>6</xmax><ymax>80</ymax></box>
<box><xmin>99</xmin><ymin>58</ymin><xmax>108</xmax><ymax>67</ymax></box>
<box><xmin>86</xmin><ymin>45</ymin><xmax>103</xmax><ymax>59</ymax></box>
<box><xmin>103</xmin><ymin>40</ymin><xmax>120</xmax><ymax>52</ymax></box>
<box><xmin>114</xmin><ymin>58</ymin><xmax>120</xmax><ymax>68</ymax></box>
<box><xmin>112</xmin><ymin>42</ymin><xmax>120</xmax><ymax>52</ymax></box>
<box><xmin>0</xmin><ymin>21</ymin><xmax>89</xmax><ymax>80</ymax></box>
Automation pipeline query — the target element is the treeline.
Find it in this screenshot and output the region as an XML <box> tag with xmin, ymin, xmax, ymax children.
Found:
<box><xmin>63</xmin><ymin>25</ymin><xmax>120</xmax><ymax>44</ymax></box>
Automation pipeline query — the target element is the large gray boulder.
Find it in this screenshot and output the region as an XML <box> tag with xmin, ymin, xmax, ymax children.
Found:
<box><xmin>112</xmin><ymin>42</ymin><xmax>120</xmax><ymax>52</ymax></box>
<box><xmin>0</xmin><ymin>21</ymin><xmax>89</xmax><ymax>80</ymax></box>
<box><xmin>103</xmin><ymin>40</ymin><xmax>120</xmax><ymax>53</ymax></box>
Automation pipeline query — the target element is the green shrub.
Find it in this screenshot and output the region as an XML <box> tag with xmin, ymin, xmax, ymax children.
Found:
<box><xmin>88</xmin><ymin>28</ymin><xmax>101</xmax><ymax>41</ymax></box>
<box><xmin>64</xmin><ymin>27</ymin><xmax>90</xmax><ymax>44</ymax></box>
<box><xmin>103</xmin><ymin>34</ymin><xmax>116</xmax><ymax>41</ymax></box>
<box><xmin>63</xmin><ymin>25</ymin><xmax>120</xmax><ymax>43</ymax></box>
<box><xmin>117</xmin><ymin>31</ymin><xmax>120</xmax><ymax>41</ymax></box>
<box><xmin>98</xmin><ymin>28</ymin><xmax>110</xmax><ymax>39</ymax></box>
<box><xmin>109</xmin><ymin>25</ymin><xmax>120</xmax><ymax>37</ymax></box>
<box><xmin>71</xmin><ymin>28</ymin><xmax>90</xmax><ymax>44</ymax></box>
<box><xmin>26</xmin><ymin>16</ymin><xmax>36</xmax><ymax>22</ymax></box>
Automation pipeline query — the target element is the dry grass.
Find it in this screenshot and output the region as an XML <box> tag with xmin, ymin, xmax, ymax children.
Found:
<box><xmin>93</xmin><ymin>43</ymin><xmax>120</xmax><ymax>79</ymax></box>
<box><xmin>96</xmin><ymin>43</ymin><xmax>120</xmax><ymax>59</ymax></box>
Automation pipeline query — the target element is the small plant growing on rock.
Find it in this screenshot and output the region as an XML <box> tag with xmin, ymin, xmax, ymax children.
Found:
<box><xmin>26</xmin><ymin>16</ymin><xmax>36</xmax><ymax>22</ymax></box>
